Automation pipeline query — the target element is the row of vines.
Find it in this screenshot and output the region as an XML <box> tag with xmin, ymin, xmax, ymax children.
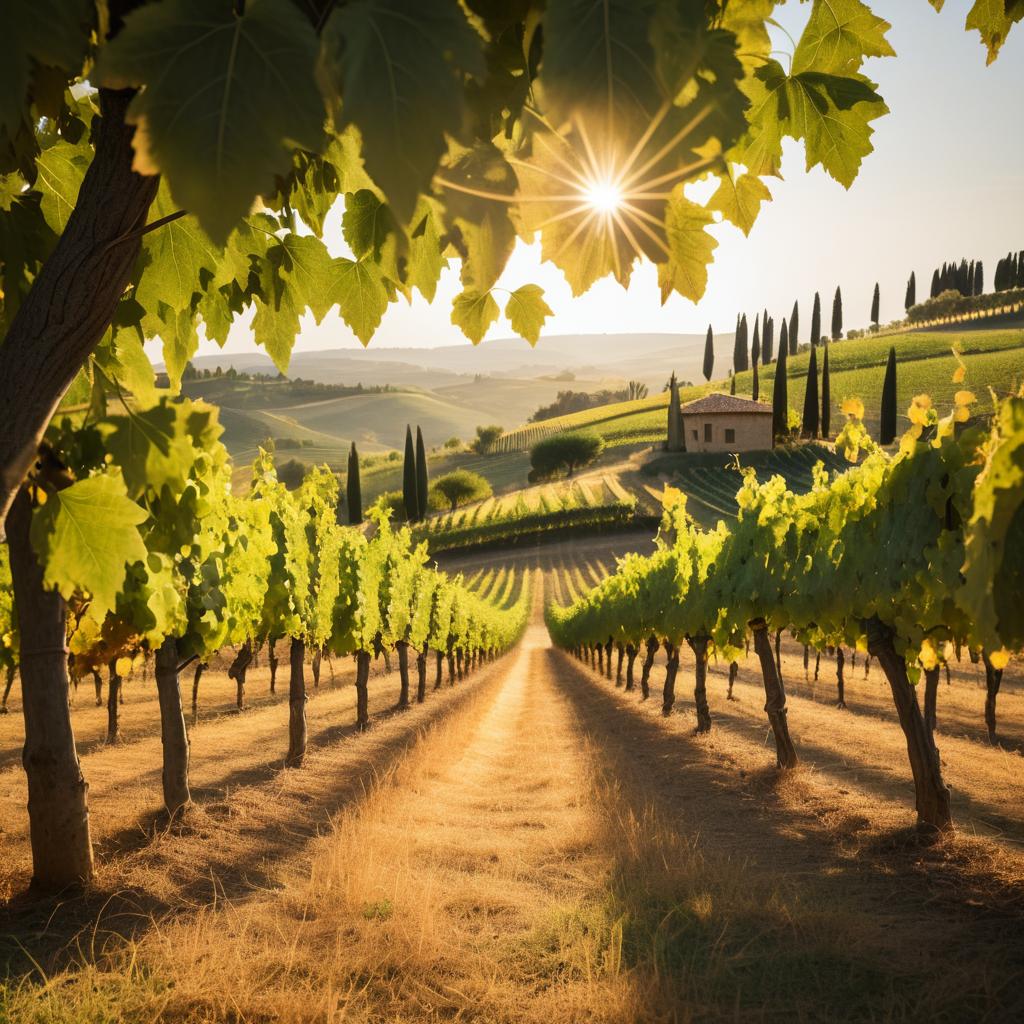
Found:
<box><xmin>0</xmin><ymin>393</ymin><xmax>531</xmax><ymax>893</ymax></box>
<box><xmin>547</xmin><ymin>389</ymin><xmax>1023</xmax><ymax>831</ymax></box>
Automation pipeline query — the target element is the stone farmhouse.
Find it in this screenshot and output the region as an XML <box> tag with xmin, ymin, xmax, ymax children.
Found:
<box><xmin>679</xmin><ymin>393</ymin><xmax>773</xmax><ymax>452</ymax></box>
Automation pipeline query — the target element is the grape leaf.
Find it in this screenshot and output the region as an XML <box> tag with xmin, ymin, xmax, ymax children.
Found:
<box><xmin>34</xmin><ymin>136</ymin><xmax>90</xmax><ymax>234</ymax></box>
<box><xmin>657</xmin><ymin>190</ymin><xmax>717</xmax><ymax>303</ymax></box>
<box><xmin>505</xmin><ymin>284</ymin><xmax>553</xmax><ymax>346</ymax></box>
<box><xmin>95</xmin><ymin>0</ymin><xmax>325</xmax><ymax>245</ymax></box>
<box><xmin>965</xmin><ymin>0</ymin><xmax>1024</xmax><ymax>63</ymax></box>
<box><xmin>792</xmin><ymin>0</ymin><xmax>895</xmax><ymax>76</ymax></box>
<box><xmin>341</xmin><ymin>190</ymin><xmax>402</xmax><ymax>286</ymax></box>
<box><xmin>320</xmin><ymin>0</ymin><xmax>485</xmax><ymax>224</ymax></box>
<box><xmin>328</xmin><ymin>258</ymin><xmax>389</xmax><ymax>346</ymax></box>
<box><xmin>99</xmin><ymin>402</ymin><xmax>198</xmax><ymax>495</ymax></box>
<box><xmin>707</xmin><ymin>172</ymin><xmax>772</xmax><ymax>236</ymax></box>
<box><xmin>30</xmin><ymin>472</ymin><xmax>148</xmax><ymax>618</ymax></box>
<box><xmin>0</xmin><ymin>0</ymin><xmax>94</xmax><ymax>141</ymax></box>
<box><xmin>451</xmin><ymin>288</ymin><xmax>499</xmax><ymax>344</ymax></box>
<box><xmin>406</xmin><ymin>198</ymin><xmax>446</xmax><ymax>302</ymax></box>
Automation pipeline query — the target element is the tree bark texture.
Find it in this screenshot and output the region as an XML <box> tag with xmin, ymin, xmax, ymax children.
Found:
<box><xmin>154</xmin><ymin>637</ymin><xmax>191</xmax><ymax>816</ymax></box>
<box><xmin>661</xmin><ymin>643</ymin><xmax>678</xmax><ymax>717</ymax></box>
<box><xmin>416</xmin><ymin>650</ymin><xmax>427</xmax><ymax>703</ymax></box>
<box><xmin>640</xmin><ymin>636</ymin><xmax>657</xmax><ymax>700</ymax></box>
<box><xmin>625</xmin><ymin>645</ymin><xmax>637</xmax><ymax>692</ymax></box>
<box><xmin>982</xmin><ymin>652</ymin><xmax>1003</xmax><ymax>745</ymax></box>
<box><xmin>7</xmin><ymin>488</ymin><xmax>94</xmax><ymax>890</ymax></box>
<box><xmin>727</xmin><ymin>660</ymin><xmax>738</xmax><ymax>700</ymax></box>
<box><xmin>750</xmin><ymin>618</ymin><xmax>799</xmax><ymax>769</ymax></box>
<box><xmin>0</xmin><ymin>91</ymin><xmax>160</xmax><ymax>536</ymax></box>
<box><xmin>396</xmin><ymin>640</ymin><xmax>410</xmax><ymax>709</ymax></box>
<box><xmin>836</xmin><ymin>647</ymin><xmax>846</xmax><ymax>708</ymax></box>
<box><xmin>268</xmin><ymin>639</ymin><xmax>278</xmax><ymax>694</ymax></box>
<box><xmin>228</xmin><ymin>640</ymin><xmax>253</xmax><ymax>711</ymax></box>
<box><xmin>355</xmin><ymin>650</ymin><xmax>371</xmax><ymax>731</ymax></box>
<box><xmin>106</xmin><ymin>660</ymin><xmax>121</xmax><ymax>744</ymax></box>
<box><xmin>435</xmin><ymin>650</ymin><xmax>443</xmax><ymax>690</ymax></box>
<box><xmin>687</xmin><ymin>635</ymin><xmax>712</xmax><ymax>733</ymax></box>
<box><xmin>286</xmin><ymin>638</ymin><xmax>307</xmax><ymax>766</ymax></box>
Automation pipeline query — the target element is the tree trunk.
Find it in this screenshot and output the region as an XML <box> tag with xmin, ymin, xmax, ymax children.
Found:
<box><xmin>447</xmin><ymin>648</ymin><xmax>456</xmax><ymax>685</ymax></box>
<box><xmin>228</xmin><ymin>640</ymin><xmax>253</xmax><ymax>711</ymax></box>
<box><xmin>615</xmin><ymin>643</ymin><xmax>624</xmax><ymax>686</ymax></box>
<box><xmin>7</xmin><ymin>488</ymin><xmax>93</xmax><ymax>890</ymax></box>
<box><xmin>154</xmin><ymin>637</ymin><xmax>190</xmax><ymax>817</ymax></box>
<box><xmin>803</xmin><ymin>644</ymin><xmax>809</xmax><ymax>678</ymax></box>
<box><xmin>640</xmin><ymin>636</ymin><xmax>657</xmax><ymax>700</ymax></box>
<box><xmin>0</xmin><ymin>91</ymin><xmax>160</xmax><ymax>536</ymax></box>
<box><xmin>814</xmin><ymin>651</ymin><xmax>820</xmax><ymax>681</ymax></box>
<box><xmin>727</xmin><ymin>660</ymin><xmax>738</xmax><ymax>700</ymax></box>
<box><xmin>311</xmin><ymin>646</ymin><xmax>322</xmax><ymax>688</ymax></box>
<box><xmin>92</xmin><ymin>669</ymin><xmax>103</xmax><ymax>707</ymax></box>
<box><xmin>866</xmin><ymin>618</ymin><xmax>951</xmax><ymax>831</ymax></box>
<box><xmin>923</xmin><ymin>665</ymin><xmax>939</xmax><ymax>737</ymax></box>
<box><xmin>1</xmin><ymin>665</ymin><xmax>14</xmax><ymax>712</ymax></box>
<box><xmin>106</xmin><ymin>660</ymin><xmax>122</xmax><ymax>744</ymax></box>
<box><xmin>456</xmin><ymin>649</ymin><xmax>465</xmax><ymax>681</ymax></box>
<box><xmin>416</xmin><ymin>650</ymin><xmax>427</xmax><ymax>703</ymax></box>
<box><xmin>286</xmin><ymin>638</ymin><xmax>306</xmax><ymax>767</ymax></box>
<box><xmin>774</xmin><ymin>629</ymin><xmax>783</xmax><ymax>682</ymax></box>
<box><xmin>355</xmin><ymin>650</ymin><xmax>371</xmax><ymax>731</ymax></box>
<box><xmin>864</xmin><ymin>655</ymin><xmax>871</xmax><ymax>679</ymax></box>
<box><xmin>435</xmin><ymin>649</ymin><xmax>443</xmax><ymax>690</ymax></box>
<box><xmin>625</xmin><ymin>644</ymin><xmax>637</xmax><ymax>692</ymax></box>
<box><xmin>982</xmin><ymin>652</ymin><xmax>1003</xmax><ymax>745</ymax></box>
<box><xmin>662</xmin><ymin>642</ymin><xmax>679</xmax><ymax>717</ymax></box>
<box><xmin>835</xmin><ymin>647</ymin><xmax>846</xmax><ymax>708</ymax></box>
<box><xmin>604</xmin><ymin>641</ymin><xmax>613</xmax><ymax>680</ymax></box>
<box><xmin>687</xmin><ymin>635</ymin><xmax>712</xmax><ymax>733</ymax></box>
<box><xmin>750</xmin><ymin>618</ymin><xmax>799</xmax><ymax>769</ymax></box>
<box><xmin>268</xmin><ymin>639</ymin><xmax>278</xmax><ymax>694</ymax></box>
<box><xmin>396</xmin><ymin>640</ymin><xmax>411</xmax><ymax>709</ymax></box>
<box><xmin>596</xmin><ymin>644</ymin><xmax>604</xmax><ymax>674</ymax></box>
<box><xmin>191</xmin><ymin>662</ymin><xmax>205</xmax><ymax>720</ymax></box>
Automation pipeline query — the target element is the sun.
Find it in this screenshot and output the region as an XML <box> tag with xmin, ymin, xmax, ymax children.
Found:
<box><xmin>581</xmin><ymin>179</ymin><xmax>623</xmax><ymax>214</ymax></box>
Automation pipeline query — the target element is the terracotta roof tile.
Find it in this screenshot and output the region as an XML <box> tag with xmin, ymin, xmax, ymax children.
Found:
<box><xmin>679</xmin><ymin>393</ymin><xmax>772</xmax><ymax>415</ymax></box>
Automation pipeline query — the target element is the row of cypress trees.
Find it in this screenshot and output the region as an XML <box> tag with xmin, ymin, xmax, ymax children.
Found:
<box><xmin>994</xmin><ymin>250</ymin><xmax>1024</xmax><ymax>292</ymax></box>
<box><xmin>927</xmin><ymin>259</ymin><xmax>985</xmax><ymax>300</ymax></box>
<box><xmin>402</xmin><ymin>425</ymin><xmax>430</xmax><ymax>522</ymax></box>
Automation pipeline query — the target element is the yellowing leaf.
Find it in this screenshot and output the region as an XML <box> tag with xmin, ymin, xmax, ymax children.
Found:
<box><xmin>988</xmin><ymin>648</ymin><xmax>1011</xmax><ymax>671</ymax></box>
<box><xmin>505</xmin><ymin>284</ymin><xmax>553</xmax><ymax>346</ymax></box>
<box><xmin>955</xmin><ymin>390</ymin><xmax>976</xmax><ymax>407</ymax></box>
<box><xmin>842</xmin><ymin>397</ymin><xmax>864</xmax><ymax>419</ymax></box>
<box><xmin>706</xmin><ymin>172</ymin><xmax>772</xmax><ymax>236</ymax></box>
<box><xmin>451</xmin><ymin>288</ymin><xmax>499</xmax><ymax>344</ymax></box>
<box><xmin>115</xmin><ymin>656</ymin><xmax>133</xmax><ymax>677</ymax></box>
<box><xmin>30</xmin><ymin>473</ymin><xmax>148</xmax><ymax>619</ymax></box>
<box><xmin>657</xmin><ymin>189</ymin><xmax>718</xmax><ymax>303</ymax></box>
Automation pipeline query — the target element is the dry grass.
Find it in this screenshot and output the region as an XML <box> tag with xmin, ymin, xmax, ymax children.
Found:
<box><xmin>2</xmin><ymin>573</ymin><xmax>1024</xmax><ymax>1022</ymax></box>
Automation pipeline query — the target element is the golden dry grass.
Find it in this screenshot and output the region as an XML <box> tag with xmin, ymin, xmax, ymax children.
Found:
<box><xmin>1</xmin><ymin>566</ymin><xmax>1023</xmax><ymax>1022</ymax></box>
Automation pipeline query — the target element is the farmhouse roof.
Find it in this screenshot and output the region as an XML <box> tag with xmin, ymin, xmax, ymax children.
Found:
<box><xmin>679</xmin><ymin>393</ymin><xmax>772</xmax><ymax>416</ymax></box>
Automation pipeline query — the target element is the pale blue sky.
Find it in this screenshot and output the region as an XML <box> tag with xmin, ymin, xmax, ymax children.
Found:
<box><xmin>197</xmin><ymin>1</ymin><xmax>1024</xmax><ymax>356</ymax></box>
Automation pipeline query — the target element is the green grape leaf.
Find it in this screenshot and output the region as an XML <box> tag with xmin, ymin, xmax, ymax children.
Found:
<box><xmin>965</xmin><ymin>0</ymin><xmax>1023</xmax><ymax>63</ymax></box>
<box><xmin>31</xmin><ymin>473</ymin><xmax>148</xmax><ymax>618</ymax></box>
<box><xmin>99</xmin><ymin>402</ymin><xmax>198</xmax><ymax>495</ymax></box>
<box><xmin>94</xmin><ymin>317</ymin><xmax>158</xmax><ymax>407</ymax></box>
<box><xmin>95</xmin><ymin>0</ymin><xmax>325</xmax><ymax>245</ymax></box>
<box><xmin>252</xmin><ymin>292</ymin><xmax>302</xmax><ymax>373</ymax></box>
<box><xmin>657</xmin><ymin>190</ymin><xmax>717</xmax><ymax>303</ymax></box>
<box><xmin>277</xmin><ymin>233</ymin><xmax>335</xmax><ymax>323</ymax></box>
<box><xmin>34</xmin><ymin>136</ymin><xmax>90</xmax><ymax>234</ymax></box>
<box><xmin>320</xmin><ymin>0</ymin><xmax>485</xmax><ymax>223</ymax></box>
<box><xmin>406</xmin><ymin>198</ymin><xmax>446</xmax><ymax>302</ymax></box>
<box><xmin>0</xmin><ymin>0</ymin><xmax>94</xmax><ymax>140</ymax></box>
<box><xmin>706</xmin><ymin>172</ymin><xmax>772</xmax><ymax>236</ymax></box>
<box><xmin>505</xmin><ymin>284</ymin><xmax>553</xmax><ymax>346</ymax></box>
<box><xmin>149</xmin><ymin>303</ymin><xmax>200</xmax><ymax>389</ymax></box>
<box><xmin>136</xmin><ymin>183</ymin><xmax>222</xmax><ymax>315</ymax></box>
<box><xmin>451</xmin><ymin>288</ymin><xmax>499</xmax><ymax>344</ymax></box>
<box><xmin>328</xmin><ymin>258</ymin><xmax>389</xmax><ymax>346</ymax></box>
<box><xmin>792</xmin><ymin>0</ymin><xmax>895</xmax><ymax>76</ymax></box>
<box><xmin>341</xmin><ymin>190</ymin><xmax>403</xmax><ymax>286</ymax></box>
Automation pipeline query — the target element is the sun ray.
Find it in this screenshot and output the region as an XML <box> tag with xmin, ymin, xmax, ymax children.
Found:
<box><xmin>619</xmin><ymin>103</ymin><xmax>716</xmax><ymax>191</ymax></box>
<box><xmin>616</xmin><ymin>98</ymin><xmax>674</xmax><ymax>185</ymax></box>
<box><xmin>549</xmin><ymin>206</ymin><xmax>600</xmax><ymax>265</ymax></box>
<box><xmin>433</xmin><ymin>177</ymin><xmax>581</xmax><ymax>204</ymax></box>
<box><xmin>610</xmin><ymin>207</ymin><xmax>653</xmax><ymax>267</ymax></box>
<box><xmin>533</xmin><ymin>202</ymin><xmax>597</xmax><ymax>232</ymax></box>
<box><xmin>617</xmin><ymin>206</ymin><xmax>671</xmax><ymax>261</ymax></box>
<box><xmin>624</xmin><ymin>155</ymin><xmax>719</xmax><ymax>197</ymax></box>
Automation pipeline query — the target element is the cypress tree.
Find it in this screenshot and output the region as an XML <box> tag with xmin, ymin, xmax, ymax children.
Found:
<box><xmin>1017</xmin><ymin>250</ymin><xmax>1024</xmax><ymax>288</ymax></box>
<box><xmin>974</xmin><ymin>260</ymin><xmax>984</xmax><ymax>295</ymax></box>
<box><xmin>779</xmin><ymin>318</ymin><xmax>788</xmax><ymax>361</ymax></box>
<box><xmin>751</xmin><ymin>320</ymin><xmax>761</xmax><ymax>401</ymax></box>
<box><xmin>930</xmin><ymin>268</ymin><xmax>941</xmax><ymax>297</ymax></box>
<box><xmin>402</xmin><ymin>424</ymin><xmax>418</xmax><ymax>521</ymax></box>
<box><xmin>739</xmin><ymin>314</ymin><xmax>749</xmax><ymax>372</ymax></box>
<box><xmin>763</xmin><ymin>316</ymin><xmax>774</xmax><ymax>363</ymax></box>
<box><xmin>346</xmin><ymin>442</ymin><xmax>363</xmax><ymax>525</ymax></box>
<box><xmin>904</xmin><ymin>271</ymin><xmax>916</xmax><ymax>310</ymax></box>
<box><xmin>967</xmin><ymin>260</ymin><xmax>976</xmax><ymax>297</ymax></box>
<box><xmin>667</xmin><ymin>372</ymin><xmax>682</xmax><ymax>451</ymax></box>
<box><xmin>730</xmin><ymin>373</ymin><xmax>736</xmax><ymax>396</ymax></box>
<box><xmin>415</xmin><ymin>426</ymin><xmax>428</xmax><ymax>522</ymax></box>
<box><xmin>958</xmin><ymin>258</ymin><xmax>970</xmax><ymax>294</ymax></box>
<box><xmin>810</xmin><ymin>292</ymin><xmax>821</xmax><ymax>346</ymax></box>
<box><xmin>831</xmin><ymin>286</ymin><xmax>843</xmax><ymax>340</ymax></box>
<box><xmin>790</xmin><ymin>300</ymin><xmax>799</xmax><ymax>352</ymax></box>
<box><xmin>752</xmin><ymin>356</ymin><xmax>760</xmax><ymax>402</ymax></box>
<box><xmin>772</xmin><ymin>340</ymin><xmax>788</xmax><ymax>439</ymax></box>
<box><xmin>821</xmin><ymin>342</ymin><xmax>831</xmax><ymax>438</ymax></box>
<box><xmin>870</xmin><ymin>282</ymin><xmax>880</xmax><ymax>326</ymax></box>
<box><xmin>702</xmin><ymin>325</ymin><xmax>714</xmax><ymax>381</ymax></box>
<box><xmin>880</xmin><ymin>346</ymin><xmax>898</xmax><ymax>445</ymax></box>
<box><xmin>801</xmin><ymin>343</ymin><xmax>819</xmax><ymax>438</ymax></box>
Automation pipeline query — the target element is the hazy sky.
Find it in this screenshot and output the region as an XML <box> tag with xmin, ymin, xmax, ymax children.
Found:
<box><xmin>194</xmin><ymin>1</ymin><xmax>1024</xmax><ymax>358</ymax></box>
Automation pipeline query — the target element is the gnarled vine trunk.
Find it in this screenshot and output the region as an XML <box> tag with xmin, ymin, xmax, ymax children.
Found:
<box><xmin>416</xmin><ymin>650</ymin><xmax>427</xmax><ymax>703</ymax></box>
<box><xmin>624</xmin><ymin>644</ymin><xmax>637</xmax><ymax>692</ymax></box>
<box><xmin>286</xmin><ymin>638</ymin><xmax>307</xmax><ymax>766</ymax></box>
<box><xmin>982</xmin><ymin>652</ymin><xmax>1002</xmax><ymax>744</ymax></box>
<box><xmin>92</xmin><ymin>669</ymin><xmax>103</xmax><ymax>707</ymax></box>
<box><xmin>640</xmin><ymin>635</ymin><xmax>657</xmax><ymax>700</ymax></box>
<box><xmin>0</xmin><ymin>91</ymin><xmax>160</xmax><ymax>537</ymax></box>
<box><xmin>154</xmin><ymin>637</ymin><xmax>190</xmax><ymax>816</ymax></box>
<box><xmin>662</xmin><ymin>642</ymin><xmax>679</xmax><ymax>717</ymax></box>
<box><xmin>446</xmin><ymin>648</ymin><xmax>455</xmax><ymax>685</ymax></box>
<box><xmin>686</xmin><ymin>634</ymin><xmax>712</xmax><ymax>733</ymax></box>
<box><xmin>835</xmin><ymin>647</ymin><xmax>846</xmax><ymax>708</ymax></box>
<box><xmin>435</xmin><ymin>649</ymin><xmax>443</xmax><ymax>689</ymax></box>
<box><xmin>1</xmin><ymin>665</ymin><xmax>14</xmax><ymax>712</ymax></box>
<box><xmin>727</xmin><ymin>660</ymin><xmax>738</xmax><ymax>700</ymax></box>
<box><xmin>7</xmin><ymin>488</ymin><xmax>94</xmax><ymax>890</ymax></box>
<box><xmin>866</xmin><ymin>618</ymin><xmax>951</xmax><ymax>831</ymax></box>
<box><xmin>106</xmin><ymin>660</ymin><xmax>122</xmax><ymax>744</ymax></box>
<box><xmin>355</xmin><ymin>650</ymin><xmax>371</xmax><ymax>730</ymax></box>
<box><xmin>750</xmin><ymin>618</ymin><xmax>798</xmax><ymax>769</ymax></box>
<box><xmin>228</xmin><ymin>640</ymin><xmax>253</xmax><ymax>711</ymax></box>
<box><xmin>396</xmin><ymin>640</ymin><xmax>411</xmax><ymax>709</ymax></box>
<box><xmin>604</xmin><ymin>640</ymin><xmax>613</xmax><ymax>680</ymax></box>
<box><xmin>268</xmin><ymin>639</ymin><xmax>278</xmax><ymax>694</ymax></box>
<box><xmin>191</xmin><ymin>662</ymin><xmax>205</xmax><ymax>720</ymax></box>
<box><xmin>311</xmin><ymin>646</ymin><xmax>322</xmax><ymax>688</ymax></box>
<box><xmin>923</xmin><ymin>665</ymin><xmax>939</xmax><ymax>736</ymax></box>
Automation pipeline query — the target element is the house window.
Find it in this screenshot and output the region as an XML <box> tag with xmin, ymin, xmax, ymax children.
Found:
<box><xmin>704</xmin><ymin>423</ymin><xmax>712</xmax><ymax>442</ymax></box>
<box><xmin>725</xmin><ymin>428</ymin><xmax>736</xmax><ymax>443</ymax></box>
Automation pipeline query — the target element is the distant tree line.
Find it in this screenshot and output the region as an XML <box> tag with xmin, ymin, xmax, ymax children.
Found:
<box><xmin>529</xmin><ymin>382</ymin><xmax>648</xmax><ymax>422</ymax></box>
